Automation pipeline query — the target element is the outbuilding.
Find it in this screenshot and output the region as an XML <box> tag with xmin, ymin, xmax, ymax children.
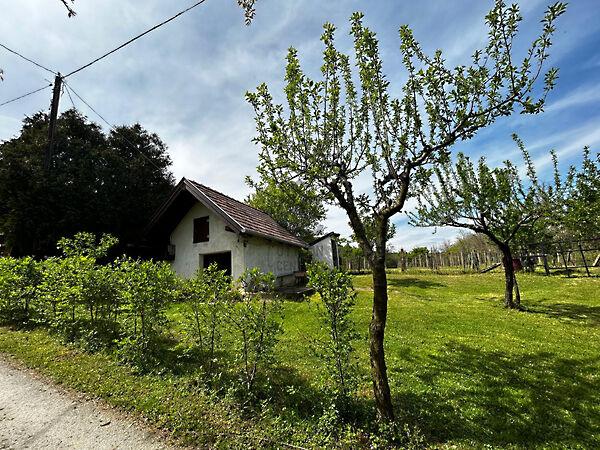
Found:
<box><xmin>144</xmin><ymin>178</ymin><xmax>309</xmax><ymax>285</ymax></box>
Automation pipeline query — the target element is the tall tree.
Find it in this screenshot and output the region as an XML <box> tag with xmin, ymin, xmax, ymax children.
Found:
<box><xmin>410</xmin><ymin>138</ymin><xmax>550</xmax><ymax>309</ymax></box>
<box><xmin>245</xmin><ymin>176</ymin><xmax>326</xmax><ymax>242</ymax></box>
<box><xmin>561</xmin><ymin>148</ymin><xmax>600</xmax><ymax>240</ymax></box>
<box><xmin>0</xmin><ymin>109</ymin><xmax>174</xmax><ymax>256</ymax></box>
<box><xmin>246</xmin><ymin>2</ymin><xmax>566</xmax><ymax>419</ymax></box>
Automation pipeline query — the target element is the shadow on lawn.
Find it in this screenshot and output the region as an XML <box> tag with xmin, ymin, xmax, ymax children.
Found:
<box><xmin>390</xmin><ymin>342</ymin><xmax>600</xmax><ymax>447</ymax></box>
<box><xmin>526</xmin><ymin>302</ymin><xmax>600</xmax><ymax>326</ymax></box>
<box><xmin>387</xmin><ymin>277</ymin><xmax>447</xmax><ymax>290</ymax></box>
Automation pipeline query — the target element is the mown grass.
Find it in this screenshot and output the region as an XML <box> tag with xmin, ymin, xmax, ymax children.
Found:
<box><xmin>1</xmin><ymin>270</ymin><xmax>599</xmax><ymax>448</ymax></box>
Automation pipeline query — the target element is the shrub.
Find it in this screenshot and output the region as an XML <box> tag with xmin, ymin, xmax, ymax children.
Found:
<box><xmin>0</xmin><ymin>257</ymin><xmax>42</xmax><ymax>325</ymax></box>
<box><xmin>183</xmin><ymin>263</ymin><xmax>231</xmax><ymax>375</ymax></box>
<box><xmin>307</xmin><ymin>263</ymin><xmax>359</xmax><ymax>402</ymax></box>
<box><xmin>35</xmin><ymin>233</ymin><xmax>121</xmax><ymax>346</ymax></box>
<box><xmin>227</xmin><ymin>268</ymin><xmax>282</xmax><ymax>394</ymax></box>
<box><xmin>115</xmin><ymin>257</ymin><xmax>177</xmax><ymax>371</ymax></box>
<box><xmin>57</xmin><ymin>232</ymin><xmax>119</xmax><ymax>259</ymax></box>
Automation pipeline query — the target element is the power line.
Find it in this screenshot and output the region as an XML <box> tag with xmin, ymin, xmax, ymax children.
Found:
<box><xmin>0</xmin><ymin>83</ymin><xmax>53</xmax><ymax>108</ymax></box>
<box><xmin>62</xmin><ymin>79</ymin><xmax>165</xmax><ymax>173</ymax></box>
<box><xmin>64</xmin><ymin>0</ymin><xmax>208</xmax><ymax>78</ymax></box>
<box><xmin>0</xmin><ymin>43</ymin><xmax>57</xmax><ymax>75</ymax></box>
<box><xmin>63</xmin><ymin>83</ymin><xmax>76</xmax><ymax>109</ymax></box>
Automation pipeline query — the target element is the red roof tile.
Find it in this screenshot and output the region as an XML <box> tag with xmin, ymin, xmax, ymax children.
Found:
<box><xmin>187</xmin><ymin>180</ymin><xmax>307</xmax><ymax>248</ymax></box>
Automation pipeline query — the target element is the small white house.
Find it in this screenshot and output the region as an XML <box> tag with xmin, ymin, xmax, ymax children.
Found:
<box><xmin>145</xmin><ymin>178</ymin><xmax>308</xmax><ymax>284</ymax></box>
<box><xmin>309</xmin><ymin>232</ymin><xmax>341</xmax><ymax>269</ymax></box>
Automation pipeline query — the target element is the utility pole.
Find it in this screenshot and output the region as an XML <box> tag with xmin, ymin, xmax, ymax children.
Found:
<box><xmin>44</xmin><ymin>73</ymin><xmax>62</xmax><ymax>171</ymax></box>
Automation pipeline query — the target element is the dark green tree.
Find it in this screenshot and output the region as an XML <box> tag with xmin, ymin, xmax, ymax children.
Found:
<box><xmin>246</xmin><ymin>2</ymin><xmax>565</xmax><ymax>419</ymax></box>
<box><xmin>0</xmin><ymin>109</ymin><xmax>174</xmax><ymax>256</ymax></box>
<box><xmin>245</xmin><ymin>176</ymin><xmax>326</xmax><ymax>242</ymax></box>
<box><xmin>411</xmin><ymin>138</ymin><xmax>550</xmax><ymax>309</ymax></box>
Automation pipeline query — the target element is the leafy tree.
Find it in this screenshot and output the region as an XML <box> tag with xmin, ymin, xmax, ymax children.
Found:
<box><xmin>411</xmin><ymin>138</ymin><xmax>550</xmax><ymax>309</ymax></box>
<box><xmin>246</xmin><ymin>176</ymin><xmax>326</xmax><ymax>242</ymax></box>
<box><xmin>246</xmin><ymin>2</ymin><xmax>566</xmax><ymax>419</ymax></box>
<box><xmin>561</xmin><ymin>148</ymin><xmax>600</xmax><ymax>240</ymax></box>
<box><xmin>0</xmin><ymin>109</ymin><xmax>175</xmax><ymax>256</ymax></box>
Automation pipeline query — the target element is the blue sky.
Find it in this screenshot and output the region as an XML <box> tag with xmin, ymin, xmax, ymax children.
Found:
<box><xmin>1</xmin><ymin>0</ymin><xmax>598</xmax><ymax>249</ymax></box>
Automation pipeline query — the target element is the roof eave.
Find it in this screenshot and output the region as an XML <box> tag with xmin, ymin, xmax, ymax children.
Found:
<box><xmin>243</xmin><ymin>230</ymin><xmax>308</xmax><ymax>249</ymax></box>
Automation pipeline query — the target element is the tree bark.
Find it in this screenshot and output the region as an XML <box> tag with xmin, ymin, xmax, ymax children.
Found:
<box><xmin>501</xmin><ymin>245</ymin><xmax>516</xmax><ymax>309</ymax></box>
<box><xmin>369</xmin><ymin>255</ymin><xmax>395</xmax><ymax>421</ymax></box>
<box><xmin>513</xmin><ymin>273</ymin><xmax>521</xmax><ymax>309</ymax></box>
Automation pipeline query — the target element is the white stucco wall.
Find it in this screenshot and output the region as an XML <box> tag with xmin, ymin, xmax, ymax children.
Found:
<box><xmin>170</xmin><ymin>203</ymin><xmax>245</xmax><ymax>279</ymax></box>
<box><xmin>170</xmin><ymin>201</ymin><xmax>301</xmax><ymax>281</ymax></box>
<box><xmin>310</xmin><ymin>236</ymin><xmax>335</xmax><ymax>268</ymax></box>
<box><xmin>244</xmin><ymin>236</ymin><xmax>300</xmax><ymax>278</ymax></box>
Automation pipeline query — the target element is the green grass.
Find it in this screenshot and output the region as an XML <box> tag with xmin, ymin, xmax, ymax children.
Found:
<box><xmin>1</xmin><ymin>270</ymin><xmax>599</xmax><ymax>448</ymax></box>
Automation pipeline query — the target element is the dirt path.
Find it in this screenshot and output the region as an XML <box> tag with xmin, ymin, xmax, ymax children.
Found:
<box><xmin>0</xmin><ymin>357</ymin><xmax>174</xmax><ymax>450</ymax></box>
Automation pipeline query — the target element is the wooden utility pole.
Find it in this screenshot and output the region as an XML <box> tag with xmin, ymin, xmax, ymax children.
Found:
<box><xmin>44</xmin><ymin>73</ymin><xmax>63</xmax><ymax>171</ymax></box>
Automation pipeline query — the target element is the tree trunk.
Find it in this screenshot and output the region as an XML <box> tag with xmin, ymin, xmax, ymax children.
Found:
<box><xmin>513</xmin><ymin>274</ymin><xmax>521</xmax><ymax>308</ymax></box>
<box><xmin>369</xmin><ymin>256</ymin><xmax>395</xmax><ymax>421</ymax></box>
<box><xmin>501</xmin><ymin>245</ymin><xmax>516</xmax><ymax>309</ymax></box>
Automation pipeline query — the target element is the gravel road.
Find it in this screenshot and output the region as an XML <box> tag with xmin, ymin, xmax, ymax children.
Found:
<box><xmin>0</xmin><ymin>357</ymin><xmax>174</xmax><ymax>450</ymax></box>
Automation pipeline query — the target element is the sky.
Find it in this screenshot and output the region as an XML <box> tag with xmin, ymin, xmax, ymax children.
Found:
<box><xmin>0</xmin><ymin>0</ymin><xmax>598</xmax><ymax>250</ymax></box>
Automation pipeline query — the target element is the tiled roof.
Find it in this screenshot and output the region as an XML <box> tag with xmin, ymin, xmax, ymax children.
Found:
<box><xmin>187</xmin><ymin>180</ymin><xmax>308</xmax><ymax>248</ymax></box>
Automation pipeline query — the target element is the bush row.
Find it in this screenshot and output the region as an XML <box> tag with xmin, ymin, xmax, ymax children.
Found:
<box><xmin>0</xmin><ymin>233</ymin><xmax>284</xmax><ymax>380</ymax></box>
<box><xmin>0</xmin><ymin>233</ymin><xmax>427</xmax><ymax>447</ymax></box>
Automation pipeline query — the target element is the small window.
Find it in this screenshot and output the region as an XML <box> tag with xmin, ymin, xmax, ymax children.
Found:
<box><xmin>193</xmin><ymin>216</ymin><xmax>209</xmax><ymax>243</ymax></box>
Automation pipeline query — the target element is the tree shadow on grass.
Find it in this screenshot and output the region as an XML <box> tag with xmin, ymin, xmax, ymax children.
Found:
<box><xmin>526</xmin><ymin>302</ymin><xmax>600</xmax><ymax>326</ymax></box>
<box><xmin>389</xmin><ymin>343</ymin><xmax>600</xmax><ymax>447</ymax></box>
<box><xmin>387</xmin><ymin>277</ymin><xmax>447</xmax><ymax>290</ymax></box>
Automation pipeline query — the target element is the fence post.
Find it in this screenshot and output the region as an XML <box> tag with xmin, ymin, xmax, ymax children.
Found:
<box><xmin>578</xmin><ymin>243</ymin><xmax>591</xmax><ymax>277</ymax></box>
<box><xmin>541</xmin><ymin>243</ymin><xmax>550</xmax><ymax>276</ymax></box>
<box><xmin>558</xmin><ymin>242</ymin><xmax>571</xmax><ymax>278</ymax></box>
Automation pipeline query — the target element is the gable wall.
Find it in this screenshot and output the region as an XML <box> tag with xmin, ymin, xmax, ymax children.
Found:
<box><xmin>170</xmin><ymin>202</ymin><xmax>245</xmax><ymax>278</ymax></box>
<box><xmin>169</xmin><ymin>201</ymin><xmax>300</xmax><ymax>280</ymax></box>
<box><xmin>310</xmin><ymin>236</ymin><xmax>335</xmax><ymax>268</ymax></box>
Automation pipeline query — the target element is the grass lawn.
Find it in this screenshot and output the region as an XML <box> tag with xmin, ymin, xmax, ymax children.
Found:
<box><xmin>1</xmin><ymin>270</ymin><xmax>599</xmax><ymax>448</ymax></box>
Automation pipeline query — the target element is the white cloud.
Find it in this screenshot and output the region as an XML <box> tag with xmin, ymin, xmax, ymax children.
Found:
<box><xmin>0</xmin><ymin>0</ymin><xmax>597</xmax><ymax>252</ymax></box>
<box><xmin>545</xmin><ymin>83</ymin><xmax>600</xmax><ymax>115</ymax></box>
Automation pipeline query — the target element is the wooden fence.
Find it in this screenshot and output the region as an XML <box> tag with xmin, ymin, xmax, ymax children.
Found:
<box><xmin>385</xmin><ymin>238</ymin><xmax>600</xmax><ymax>277</ymax></box>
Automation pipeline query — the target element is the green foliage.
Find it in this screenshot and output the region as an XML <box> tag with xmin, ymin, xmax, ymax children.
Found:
<box><xmin>0</xmin><ymin>110</ymin><xmax>175</xmax><ymax>257</ymax></box>
<box><xmin>246</xmin><ymin>2</ymin><xmax>565</xmax><ymax>416</ymax></box>
<box><xmin>0</xmin><ymin>257</ymin><xmax>41</xmax><ymax>324</ymax></box>
<box><xmin>246</xmin><ymin>1</ymin><xmax>566</xmax><ymax>259</ymax></box>
<box><xmin>115</xmin><ymin>258</ymin><xmax>177</xmax><ymax>371</ymax></box>
<box><xmin>406</xmin><ymin>247</ymin><xmax>429</xmax><ymax>259</ymax></box>
<box><xmin>412</xmin><ymin>140</ymin><xmax>548</xmax><ymax>248</ymax></box>
<box><xmin>228</xmin><ymin>268</ymin><xmax>283</xmax><ymax>394</ymax></box>
<box><xmin>307</xmin><ymin>263</ymin><xmax>359</xmax><ymax>401</ymax></box>
<box><xmin>411</xmin><ymin>138</ymin><xmax>551</xmax><ymax>308</ymax></box>
<box><xmin>183</xmin><ymin>263</ymin><xmax>231</xmax><ymax>375</ymax></box>
<box><xmin>550</xmin><ymin>147</ymin><xmax>600</xmax><ymax>240</ymax></box>
<box><xmin>2</xmin><ymin>271</ymin><xmax>599</xmax><ymax>448</ymax></box>
<box><xmin>245</xmin><ymin>176</ymin><xmax>326</xmax><ymax>242</ymax></box>
<box><xmin>57</xmin><ymin>232</ymin><xmax>119</xmax><ymax>259</ymax></box>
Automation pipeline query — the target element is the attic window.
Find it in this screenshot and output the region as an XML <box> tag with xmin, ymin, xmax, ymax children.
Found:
<box><xmin>193</xmin><ymin>217</ymin><xmax>209</xmax><ymax>243</ymax></box>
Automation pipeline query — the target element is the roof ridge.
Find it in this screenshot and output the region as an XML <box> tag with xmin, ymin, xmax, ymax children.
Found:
<box><xmin>191</xmin><ymin>180</ymin><xmax>272</xmax><ymax>216</ymax></box>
